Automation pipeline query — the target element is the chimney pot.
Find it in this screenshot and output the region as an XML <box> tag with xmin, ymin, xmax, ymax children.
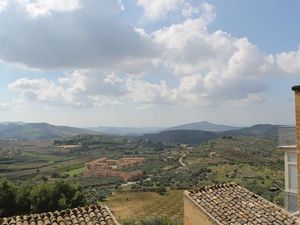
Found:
<box><xmin>292</xmin><ymin>85</ymin><xmax>300</xmax><ymax>91</ymax></box>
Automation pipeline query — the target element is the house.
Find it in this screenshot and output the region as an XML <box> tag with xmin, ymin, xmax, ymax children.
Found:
<box><xmin>0</xmin><ymin>205</ymin><xmax>120</xmax><ymax>225</ymax></box>
<box><xmin>278</xmin><ymin>127</ymin><xmax>297</xmax><ymax>212</ymax></box>
<box><xmin>278</xmin><ymin>85</ymin><xmax>300</xmax><ymax>212</ymax></box>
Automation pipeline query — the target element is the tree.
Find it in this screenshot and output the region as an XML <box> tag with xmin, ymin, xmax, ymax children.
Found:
<box><xmin>15</xmin><ymin>183</ymin><xmax>31</xmax><ymax>214</ymax></box>
<box><xmin>0</xmin><ymin>179</ymin><xmax>17</xmax><ymax>217</ymax></box>
<box><xmin>30</xmin><ymin>182</ymin><xmax>54</xmax><ymax>212</ymax></box>
<box><xmin>157</xmin><ymin>185</ymin><xmax>167</xmax><ymax>196</ymax></box>
<box><xmin>30</xmin><ymin>180</ymin><xmax>86</xmax><ymax>213</ymax></box>
<box><xmin>0</xmin><ymin>179</ymin><xmax>86</xmax><ymax>216</ymax></box>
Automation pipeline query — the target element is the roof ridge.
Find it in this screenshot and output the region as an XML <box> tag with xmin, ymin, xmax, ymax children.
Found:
<box><xmin>190</xmin><ymin>182</ymin><xmax>238</xmax><ymax>193</ymax></box>
<box><xmin>0</xmin><ymin>204</ymin><xmax>103</xmax><ymax>221</ymax></box>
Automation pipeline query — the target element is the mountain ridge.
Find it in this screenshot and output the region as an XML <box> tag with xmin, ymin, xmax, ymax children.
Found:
<box><xmin>164</xmin><ymin>121</ymin><xmax>241</xmax><ymax>132</ymax></box>
<box><xmin>0</xmin><ymin>122</ymin><xmax>98</xmax><ymax>140</ymax></box>
<box><xmin>142</xmin><ymin>124</ymin><xmax>281</xmax><ymax>144</ymax></box>
<box><xmin>87</xmin><ymin>121</ymin><xmax>242</xmax><ymax>135</ymax></box>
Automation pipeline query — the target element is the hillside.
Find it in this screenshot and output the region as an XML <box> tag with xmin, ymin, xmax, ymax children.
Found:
<box><xmin>165</xmin><ymin>121</ymin><xmax>240</xmax><ymax>132</ymax></box>
<box><xmin>142</xmin><ymin>124</ymin><xmax>280</xmax><ymax>144</ymax></box>
<box><xmin>0</xmin><ymin>122</ymin><xmax>97</xmax><ymax>140</ymax></box>
<box><xmin>87</xmin><ymin>121</ymin><xmax>240</xmax><ymax>135</ymax></box>
<box><xmin>143</xmin><ymin>130</ymin><xmax>219</xmax><ymax>144</ymax></box>
<box><xmin>222</xmin><ymin>124</ymin><xmax>280</xmax><ymax>138</ymax></box>
<box><xmin>87</xmin><ymin>126</ymin><xmax>161</xmax><ymax>136</ymax></box>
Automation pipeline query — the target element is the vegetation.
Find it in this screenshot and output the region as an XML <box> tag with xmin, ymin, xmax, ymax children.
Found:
<box><xmin>0</xmin><ymin>130</ymin><xmax>285</xmax><ymax>222</ymax></box>
<box><xmin>102</xmin><ymin>190</ymin><xmax>183</xmax><ymax>223</ymax></box>
<box><xmin>122</xmin><ymin>217</ymin><xmax>182</xmax><ymax>225</ymax></box>
<box><xmin>0</xmin><ymin>179</ymin><xmax>86</xmax><ymax>217</ymax></box>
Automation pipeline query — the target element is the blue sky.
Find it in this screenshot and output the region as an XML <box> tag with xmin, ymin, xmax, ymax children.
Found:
<box><xmin>0</xmin><ymin>0</ymin><xmax>299</xmax><ymax>127</ymax></box>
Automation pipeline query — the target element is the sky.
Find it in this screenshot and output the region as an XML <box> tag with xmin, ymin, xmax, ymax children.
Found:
<box><xmin>0</xmin><ymin>0</ymin><xmax>300</xmax><ymax>128</ymax></box>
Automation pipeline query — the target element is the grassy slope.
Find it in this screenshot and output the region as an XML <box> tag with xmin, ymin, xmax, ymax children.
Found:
<box><xmin>102</xmin><ymin>190</ymin><xmax>183</xmax><ymax>223</ymax></box>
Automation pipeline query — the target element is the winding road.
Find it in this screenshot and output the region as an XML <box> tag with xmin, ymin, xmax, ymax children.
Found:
<box><xmin>179</xmin><ymin>154</ymin><xmax>187</xmax><ymax>167</ymax></box>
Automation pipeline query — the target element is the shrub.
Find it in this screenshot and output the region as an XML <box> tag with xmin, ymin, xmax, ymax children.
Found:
<box><xmin>141</xmin><ymin>217</ymin><xmax>177</xmax><ymax>225</ymax></box>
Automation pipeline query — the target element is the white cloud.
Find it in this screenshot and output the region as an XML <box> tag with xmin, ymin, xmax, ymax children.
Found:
<box><xmin>181</xmin><ymin>2</ymin><xmax>201</xmax><ymax>17</ymax></box>
<box><xmin>230</xmin><ymin>93</ymin><xmax>265</xmax><ymax>107</ymax></box>
<box><xmin>136</xmin><ymin>0</ymin><xmax>185</xmax><ymax>20</ymax></box>
<box><xmin>5</xmin><ymin>1</ymin><xmax>300</xmax><ymax>111</ymax></box>
<box><xmin>0</xmin><ymin>0</ymin><xmax>157</xmax><ymax>70</ymax></box>
<box><xmin>0</xmin><ymin>102</ymin><xmax>10</xmax><ymax>110</ymax></box>
<box><xmin>19</xmin><ymin>0</ymin><xmax>81</xmax><ymax>17</ymax></box>
<box><xmin>0</xmin><ymin>0</ymin><xmax>8</xmax><ymax>12</ymax></box>
<box><xmin>125</xmin><ymin>78</ymin><xmax>173</xmax><ymax>105</ymax></box>
<box><xmin>276</xmin><ymin>46</ymin><xmax>300</xmax><ymax>74</ymax></box>
<box><xmin>8</xmin><ymin>71</ymin><xmax>128</xmax><ymax>108</ymax></box>
<box><xmin>150</xmin><ymin>3</ymin><xmax>271</xmax><ymax>105</ymax></box>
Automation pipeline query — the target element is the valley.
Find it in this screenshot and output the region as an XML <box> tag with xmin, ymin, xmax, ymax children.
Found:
<box><xmin>0</xmin><ymin>124</ymin><xmax>285</xmax><ymax>224</ymax></box>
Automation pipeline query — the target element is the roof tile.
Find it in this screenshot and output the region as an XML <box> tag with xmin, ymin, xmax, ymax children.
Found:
<box><xmin>0</xmin><ymin>205</ymin><xmax>119</xmax><ymax>225</ymax></box>
<box><xmin>186</xmin><ymin>183</ymin><xmax>299</xmax><ymax>225</ymax></box>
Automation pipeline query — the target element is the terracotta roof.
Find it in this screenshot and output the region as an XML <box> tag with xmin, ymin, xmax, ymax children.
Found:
<box><xmin>186</xmin><ymin>183</ymin><xmax>299</xmax><ymax>225</ymax></box>
<box><xmin>0</xmin><ymin>205</ymin><xmax>119</xmax><ymax>225</ymax></box>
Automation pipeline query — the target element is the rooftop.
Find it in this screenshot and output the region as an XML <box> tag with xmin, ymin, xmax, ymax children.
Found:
<box><xmin>0</xmin><ymin>205</ymin><xmax>119</xmax><ymax>225</ymax></box>
<box><xmin>185</xmin><ymin>183</ymin><xmax>299</xmax><ymax>225</ymax></box>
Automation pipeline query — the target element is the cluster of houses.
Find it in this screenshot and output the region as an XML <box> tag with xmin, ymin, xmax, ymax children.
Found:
<box><xmin>84</xmin><ymin>157</ymin><xmax>144</xmax><ymax>181</ymax></box>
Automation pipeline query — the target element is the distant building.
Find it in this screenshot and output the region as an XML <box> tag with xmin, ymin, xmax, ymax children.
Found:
<box><xmin>184</xmin><ymin>183</ymin><xmax>299</xmax><ymax>225</ymax></box>
<box><xmin>0</xmin><ymin>204</ymin><xmax>120</xmax><ymax>225</ymax></box>
<box><xmin>84</xmin><ymin>157</ymin><xmax>144</xmax><ymax>181</ymax></box>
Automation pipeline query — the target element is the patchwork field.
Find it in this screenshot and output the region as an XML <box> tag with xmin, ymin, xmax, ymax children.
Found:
<box><xmin>102</xmin><ymin>190</ymin><xmax>183</xmax><ymax>223</ymax></box>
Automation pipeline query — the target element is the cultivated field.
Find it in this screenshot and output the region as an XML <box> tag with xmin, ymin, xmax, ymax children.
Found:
<box><xmin>102</xmin><ymin>190</ymin><xmax>183</xmax><ymax>223</ymax></box>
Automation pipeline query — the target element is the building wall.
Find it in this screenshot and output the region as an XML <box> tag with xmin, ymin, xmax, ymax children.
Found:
<box><xmin>293</xmin><ymin>88</ymin><xmax>300</xmax><ymax>209</ymax></box>
<box><xmin>184</xmin><ymin>192</ymin><xmax>219</xmax><ymax>225</ymax></box>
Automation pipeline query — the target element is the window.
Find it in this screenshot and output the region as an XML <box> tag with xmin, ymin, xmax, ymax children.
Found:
<box><xmin>285</xmin><ymin>151</ymin><xmax>297</xmax><ymax>192</ymax></box>
<box><xmin>288</xmin><ymin>152</ymin><xmax>296</xmax><ymax>163</ymax></box>
<box><xmin>288</xmin><ymin>164</ymin><xmax>297</xmax><ymax>190</ymax></box>
<box><xmin>285</xmin><ymin>192</ymin><xmax>298</xmax><ymax>212</ymax></box>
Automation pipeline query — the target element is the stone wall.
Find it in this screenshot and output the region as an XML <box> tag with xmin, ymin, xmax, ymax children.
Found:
<box><xmin>184</xmin><ymin>192</ymin><xmax>219</xmax><ymax>225</ymax></box>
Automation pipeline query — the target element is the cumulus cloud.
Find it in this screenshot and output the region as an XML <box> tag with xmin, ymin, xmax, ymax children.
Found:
<box><xmin>0</xmin><ymin>0</ymin><xmax>157</xmax><ymax>70</ymax></box>
<box><xmin>276</xmin><ymin>46</ymin><xmax>300</xmax><ymax>74</ymax></box>
<box><xmin>150</xmin><ymin>3</ymin><xmax>271</xmax><ymax>105</ymax></box>
<box><xmin>136</xmin><ymin>0</ymin><xmax>185</xmax><ymax>20</ymax></box>
<box><xmin>5</xmin><ymin>1</ymin><xmax>300</xmax><ymax>110</ymax></box>
<box><xmin>8</xmin><ymin>70</ymin><xmax>174</xmax><ymax>108</ymax></box>
<box><xmin>17</xmin><ymin>0</ymin><xmax>81</xmax><ymax>18</ymax></box>
<box><xmin>0</xmin><ymin>0</ymin><xmax>8</xmax><ymax>12</ymax></box>
<box><xmin>181</xmin><ymin>2</ymin><xmax>201</xmax><ymax>17</ymax></box>
<box><xmin>8</xmin><ymin>71</ymin><xmax>127</xmax><ymax>107</ymax></box>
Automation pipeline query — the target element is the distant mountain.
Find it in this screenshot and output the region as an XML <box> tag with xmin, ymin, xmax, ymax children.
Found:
<box><xmin>88</xmin><ymin>121</ymin><xmax>239</xmax><ymax>135</ymax></box>
<box><xmin>143</xmin><ymin>130</ymin><xmax>219</xmax><ymax>144</ymax></box>
<box><xmin>0</xmin><ymin>122</ymin><xmax>97</xmax><ymax>140</ymax></box>
<box><xmin>222</xmin><ymin>124</ymin><xmax>280</xmax><ymax>138</ymax></box>
<box><xmin>87</xmin><ymin>126</ymin><xmax>162</xmax><ymax>136</ymax></box>
<box><xmin>142</xmin><ymin>124</ymin><xmax>280</xmax><ymax>144</ymax></box>
<box><xmin>165</xmin><ymin>121</ymin><xmax>241</xmax><ymax>132</ymax></box>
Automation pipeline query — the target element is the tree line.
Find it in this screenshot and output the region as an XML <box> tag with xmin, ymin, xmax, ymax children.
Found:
<box><xmin>0</xmin><ymin>179</ymin><xmax>86</xmax><ymax>217</ymax></box>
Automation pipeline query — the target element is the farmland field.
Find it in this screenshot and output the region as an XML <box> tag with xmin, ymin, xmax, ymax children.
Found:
<box><xmin>102</xmin><ymin>189</ymin><xmax>183</xmax><ymax>224</ymax></box>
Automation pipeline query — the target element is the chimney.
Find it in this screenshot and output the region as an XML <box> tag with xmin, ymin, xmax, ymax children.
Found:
<box><xmin>292</xmin><ymin>85</ymin><xmax>300</xmax><ymax>209</ymax></box>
